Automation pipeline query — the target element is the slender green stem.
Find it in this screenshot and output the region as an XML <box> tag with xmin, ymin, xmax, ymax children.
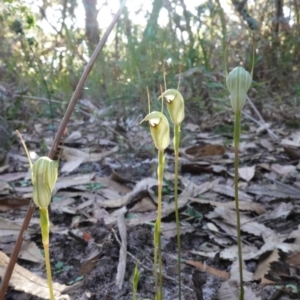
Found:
<box><xmin>40</xmin><ymin>207</ymin><xmax>54</xmax><ymax>300</ymax></box>
<box><xmin>174</xmin><ymin>124</ymin><xmax>182</xmax><ymax>300</ymax></box>
<box><xmin>154</xmin><ymin>221</ymin><xmax>158</xmax><ymax>297</ymax></box>
<box><xmin>234</xmin><ymin>111</ymin><xmax>244</xmax><ymax>300</ymax></box>
<box><xmin>154</xmin><ymin>150</ymin><xmax>165</xmax><ymax>300</ymax></box>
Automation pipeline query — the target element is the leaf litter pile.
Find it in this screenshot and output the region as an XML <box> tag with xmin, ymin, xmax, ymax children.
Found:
<box><xmin>1</xmin><ymin>101</ymin><xmax>300</xmax><ymax>300</ymax></box>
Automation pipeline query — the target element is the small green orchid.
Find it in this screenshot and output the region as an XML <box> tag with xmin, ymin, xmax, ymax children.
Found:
<box><xmin>32</xmin><ymin>157</ymin><xmax>58</xmax><ymax>208</ymax></box>
<box><xmin>140</xmin><ymin>111</ymin><xmax>170</xmax><ymax>151</ymax></box>
<box><xmin>160</xmin><ymin>89</ymin><xmax>185</xmax><ymax>125</ymax></box>
<box><xmin>226</xmin><ymin>66</ymin><xmax>252</xmax><ymax>112</ymax></box>
<box><xmin>17</xmin><ymin>131</ymin><xmax>58</xmax><ymax>300</ymax></box>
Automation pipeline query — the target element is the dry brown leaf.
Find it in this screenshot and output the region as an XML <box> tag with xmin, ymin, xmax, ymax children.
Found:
<box><xmin>189</xmin><ymin>198</ymin><xmax>266</xmax><ymax>215</ymax></box>
<box><xmin>129</xmin><ymin>196</ymin><xmax>156</xmax><ymax>212</ymax></box>
<box><xmin>242</xmin><ymin>222</ymin><xmax>274</xmax><ymax>238</ymax></box>
<box><xmin>0</xmin><ymin>172</ymin><xmax>27</xmax><ymax>182</ymax></box>
<box><xmin>61</xmin><ymin>146</ymin><xmax>118</xmax><ymax>173</ymax></box>
<box><xmin>0</xmin><ymin>251</ymin><xmax>69</xmax><ymax>299</ymax></box>
<box><xmin>246</xmin><ymin>183</ymin><xmax>300</xmax><ymax>200</ymax></box>
<box><xmin>221</xmin><ymin>244</ymin><xmax>258</xmax><ymax>262</ymax></box>
<box><xmin>211</xmin><ymin>220</ymin><xmax>237</xmax><ymax>237</ymax></box>
<box><xmin>281</xmin><ymin>133</ymin><xmax>300</xmax><ymax>147</ymax></box>
<box><xmin>271</xmin><ymin>164</ymin><xmax>296</xmax><ymax>175</ymax></box>
<box><xmin>206</xmin><ymin>206</ymin><xmax>251</xmax><ymax>227</ymax></box>
<box><xmin>0</xmin><ymin>181</ymin><xmax>11</xmax><ymax>195</ymax></box>
<box><xmin>0</xmin><ymin>197</ymin><xmax>30</xmax><ymax>211</ymax></box>
<box><xmin>283</xmin><ymin>146</ymin><xmax>300</xmax><ymax>160</ymax></box>
<box><xmin>161</xmin><ymin>221</ymin><xmax>195</xmax><ymax>239</ymax></box>
<box><xmin>181</xmin><ymin>178</ymin><xmax>218</xmax><ymax>197</ymax></box>
<box><xmin>206</xmin><ymin>222</ymin><xmax>219</xmax><ymax>233</ymax></box>
<box><xmin>218</xmin><ymin>281</ymin><xmax>239</xmax><ymax>300</ymax></box>
<box><xmin>212</xmin><ymin>184</ymin><xmax>253</xmax><ymax>201</ymax></box>
<box><xmin>0</xmin><ymin>165</ymin><xmax>9</xmax><ymax>173</ymax></box>
<box><xmin>253</xmin><ymin>249</ymin><xmax>280</xmax><ymax>283</ymax></box>
<box><xmin>230</xmin><ymin>260</ymin><xmax>253</xmax><ymax>282</ymax></box>
<box><xmin>18</xmin><ymin>241</ymin><xmax>44</xmax><ymax>263</ymax></box>
<box><xmin>209</xmin><ymin>234</ymin><xmax>233</xmax><ymax>246</ymax></box>
<box><xmin>238</xmin><ymin>165</ymin><xmax>255</xmax><ymax>182</ymax></box>
<box><xmin>51</xmin><ymin>198</ymin><xmax>76</xmax><ymax>213</ymax></box>
<box><xmin>218</xmin><ymin>281</ymin><xmax>261</xmax><ymax>300</ymax></box>
<box><xmin>0</xmin><ymin>219</ymin><xmax>35</xmax><ymax>237</ymax></box>
<box><xmin>184</xmin><ymin>123</ymin><xmax>199</xmax><ymax>132</ymax></box>
<box><xmin>185</xmin><ymin>259</ymin><xmax>230</xmax><ymax>280</ymax></box>
<box><xmin>266</xmin><ymin>202</ymin><xmax>293</xmax><ymax>220</ymax></box>
<box><xmin>286</xmin><ymin>251</ymin><xmax>300</xmax><ymax>266</ymax></box>
<box><xmin>54</xmin><ymin>173</ymin><xmax>96</xmax><ymax>193</ymax></box>
<box><xmin>65</xmin><ymin>131</ymin><xmax>82</xmax><ymax>142</ymax></box>
<box><xmin>78</xmin><ymin>249</ymin><xmax>102</xmax><ymax>276</ymax></box>
<box><xmin>123</xmin><ymin>187</ymin><xmax>192</xmax><ymax>226</ymax></box>
<box><xmin>260</xmin><ymin>139</ymin><xmax>274</xmax><ymax>151</ymax></box>
<box><xmin>182</xmin><ymin>144</ymin><xmax>226</xmax><ymax>160</ymax></box>
<box><xmin>97</xmin><ymin>196</ymin><xmax>127</xmax><ymax>209</ymax></box>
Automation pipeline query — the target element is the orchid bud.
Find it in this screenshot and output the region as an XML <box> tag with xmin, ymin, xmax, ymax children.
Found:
<box><xmin>140</xmin><ymin>111</ymin><xmax>170</xmax><ymax>151</ymax></box>
<box><xmin>160</xmin><ymin>89</ymin><xmax>185</xmax><ymax>125</ymax></box>
<box><xmin>226</xmin><ymin>66</ymin><xmax>252</xmax><ymax>112</ymax></box>
<box><xmin>31</xmin><ymin>157</ymin><xmax>58</xmax><ymax>208</ymax></box>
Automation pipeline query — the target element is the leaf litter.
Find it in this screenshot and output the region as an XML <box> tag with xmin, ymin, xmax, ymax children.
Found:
<box><xmin>1</xmin><ymin>106</ymin><xmax>300</xmax><ymax>299</ymax></box>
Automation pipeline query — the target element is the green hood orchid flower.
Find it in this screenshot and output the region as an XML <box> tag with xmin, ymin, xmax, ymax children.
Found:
<box><xmin>160</xmin><ymin>89</ymin><xmax>185</xmax><ymax>125</ymax></box>
<box><xmin>140</xmin><ymin>111</ymin><xmax>170</xmax><ymax>151</ymax></box>
<box><xmin>226</xmin><ymin>66</ymin><xmax>252</xmax><ymax>112</ymax></box>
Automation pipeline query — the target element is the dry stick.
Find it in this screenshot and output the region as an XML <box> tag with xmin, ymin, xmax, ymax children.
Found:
<box><xmin>0</xmin><ymin>1</ymin><xmax>127</xmax><ymax>297</ymax></box>
<box><xmin>246</xmin><ymin>95</ymin><xmax>279</xmax><ymax>141</ymax></box>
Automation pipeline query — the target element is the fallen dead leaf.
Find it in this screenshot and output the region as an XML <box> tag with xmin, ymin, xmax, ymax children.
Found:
<box><xmin>61</xmin><ymin>146</ymin><xmax>118</xmax><ymax>173</ymax></box>
<box><xmin>18</xmin><ymin>241</ymin><xmax>44</xmax><ymax>263</ymax></box>
<box><xmin>189</xmin><ymin>198</ymin><xmax>266</xmax><ymax>215</ymax></box>
<box><xmin>54</xmin><ymin>173</ymin><xmax>96</xmax><ymax>193</ymax></box>
<box><xmin>283</xmin><ymin>146</ymin><xmax>300</xmax><ymax>160</ymax></box>
<box><xmin>0</xmin><ymin>251</ymin><xmax>69</xmax><ymax>299</ymax></box>
<box><xmin>0</xmin><ymin>197</ymin><xmax>30</xmax><ymax>211</ymax></box>
<box><xmin>253</xmin><ymin>249</ymin><xmax>279</xmax><ymax>284</ymax></box>
<box><xmin>161</xmin><ymin>221</ymin><xmax>195</xmax><ymax>239</ymax></box>
<box><xmin>211</xmin><ymin>184</ymin><xmax>253</xmax><ymax>201</ymax></box>
<box><xmin>230</xmin><ymin>260</ymin><xmax>253</xmax><ymax>282</ymax></box>
<box><xmin>271</xmin><ymin>164</ymin><xmax>296</xmax><ymax>175</ymax></box>
<box><xmin>238</xmin><ymin>165</ymin><xmax>255</xmax><ymax>182</ymax></box>
<box><xmin>218</xmin><ymin>281</ymin><xmax>262</xmax><ymax>300</ymax></box>
<box><xmin>182</xmin><ymin>144</ymin><xmax>226</xmax><ymax>160</ymax></box>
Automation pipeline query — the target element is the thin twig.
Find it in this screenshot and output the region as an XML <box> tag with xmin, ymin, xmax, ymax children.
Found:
<box><xmin>0</xmin><ymin>1</ymin><xmax>127</xmax><ymax>297</ymax></box>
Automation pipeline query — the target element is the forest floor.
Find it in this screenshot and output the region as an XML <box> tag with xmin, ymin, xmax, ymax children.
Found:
<box><xmin>1</xmin><ymin>95</ymin><xmax>300</xmax><ymax>300</ymax></box>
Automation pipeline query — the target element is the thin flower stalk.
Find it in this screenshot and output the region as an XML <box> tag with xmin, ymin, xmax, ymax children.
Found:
<box><xmin>233</xmin><ymin>110</ymin><xmax>244</xmax><ymax>300</ymax></box>
<box><xmin>140</xmin><ymin>111</ymin><xmax>170</xmax><ymax>300</ymax></box>
<box><xmin>226</xmin><ymin>66</ymin><xmax>252</xmax><ymax>300</ymax></box>
<box><xmin>160</xmin><ymin>89</ymin><xmax>185</xmax><ymax>300</ymax></box>
<box><xmin>155</xmin><ymin>149</ymin><xmax>165</xmax><ymax>300</ymax></box>
<box><xmin>40</xmin><ymin>207</ymin><xmax>55</xmax><ymax>300</ymax></box>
